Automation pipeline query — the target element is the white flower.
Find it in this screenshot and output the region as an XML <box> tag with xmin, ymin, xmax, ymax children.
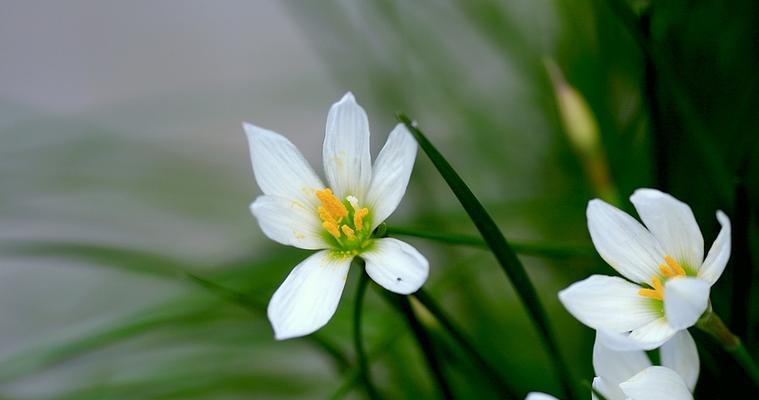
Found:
<box><xmin>592</xmin><ymin>331</ymin><xmax>698</xmax><ymax>400</ymax></box>
<box><xmin>525</xmin><ymin>331</ymin><xmax>698</xmax><ymax>400</ymax></box>
<box><xmin>244</xmin><ymin>92</ymin><xmax>429</xmax><ymax>340</ymax></box>
<box><xmin>559</xmin><ymin>189</ymin><xmax>730</xmax><ymax>349</ymax></box>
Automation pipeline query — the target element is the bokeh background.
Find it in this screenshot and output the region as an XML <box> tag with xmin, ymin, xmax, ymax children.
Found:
<box><xmin>1</xmin><ymin>0</ymin><xmax>757</xmax><ymax>398</ymax></box>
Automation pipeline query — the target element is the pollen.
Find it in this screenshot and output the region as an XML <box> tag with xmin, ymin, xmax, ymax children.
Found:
<box><xmin>315</xmin><ymin>189</ymin><xmax>371</xmax><ymax>249</ymax></box>
<box><xmin>341</xmin><ymin>225</ymin><xmax>356</xmax><ymax>241</ymax></box>
<box><xmin>640</xmin><ymin>256</ymin><xmax>686</xmax><ymax>301</ymax></box>
<box><xmin>354</xmin><ymin>207</ymin><xmax>369</xmax><ymax>230</ymax></box>
<box><xmin>316</xmin><ymin>189</ymin><xmax>348</xmax><ymax>220</ymax></box>
<box><xmin>323</xmin><ymin>220</ymin><xmax>341</xmax><ymax>239</ymax></box>
<box><xmin>662</xmin><ymin>256</ymin><xmax>686</xmax><ymax>277</ymax></box>
<box><xmin>639</xmin><ymin>276</ymin><xmax>664</xmax><ymax>301</ymax></box>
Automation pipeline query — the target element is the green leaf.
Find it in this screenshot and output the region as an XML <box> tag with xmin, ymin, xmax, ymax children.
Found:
<box><xmin>398</xmin><ymin>114</ymin><xmax>578</xmax><ymax>400</ymax></box>
<box><xmin>386</xmin><ymin>226</ymin><xmax>594</xmax><ymax>259</ymax></box>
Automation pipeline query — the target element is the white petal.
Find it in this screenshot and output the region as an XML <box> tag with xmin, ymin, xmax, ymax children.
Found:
<box><xmin>365</xmin><ymin>123</ymin><xmax>418</xmax><ymax>230</ymax></box>
<box><xmin>243</xmin><ymin>123</ymin><xmax>324</xmax><ymax>207</ymax></box>
<box><xmin>619</xmin><ymin>366</ymin><xmax>693</xmax><ymax>400</ymax></box>
<box><xmin>587</xmin><ymin>199</ymin><xmax>666</xmax><ymax>284</ymax></box>
<box><xmin>361</xmin><ymin>238</ymin><xmax>428</xmax><ymax>295</ymax></box>
<box><xmin>597</xmin><ymin>329</ymin><xmax>669</xmax><ymax>352</ymax></box>
<box><xmin>592</xmin><ymin>377</ymin><xmax>625</xmax><ymax>400</ymax></box>
<box><xmin>525</xmin><ymin>393</ymin><xmax>559</xmax><ymax>400</ymax></box>
<box><xmin>267</xmin><ymin>250</ymin><xmax>352</xmax><ymax>340</ymax></box>
<box><xmin>323</xmin><ymin>92</ymin><xmax>372</xmax><ymax>200</ymax></box>
<box><xmin>629</xmin><ymin>317</ymin><xmax>678</xmax><ymax>347</ymax></box>
<box><xmin>664</xmin><ymin>277</ymin><xmax>710</xmax><ymax>330</ymax></box>
<box><xmin>250</xmin><ymin>196</ymin><xmax>328</xmax><ymax>250</ymax></box>
<box><xmin>558</xmin><ymin>275</ymin><xmax>659</xmax><ymax>332</ymax></box>
<box><xmin>630</xmin><ymin>189</ymin><xmax>704</xmax><ymax>272</ymax></box>
<box><xmin>593</xmin><ymin>332</ymin><xmax>651</xmax><ymax>395</ymax></box>
<box><xmin>660</xmin><ymin>330</ymin><xmax>699</xmax><ymax>392</ymax></box>
<box><xmin>698</xmin><ymin>211</ymin><xmax>731</xmax><ymax>285</ymax></box>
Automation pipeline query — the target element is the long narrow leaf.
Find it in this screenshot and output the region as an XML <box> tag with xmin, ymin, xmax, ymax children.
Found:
<box><xmin>398</xmin><ymin>114</ymin><xmax>577</xmax><ymax>400</ymax></box>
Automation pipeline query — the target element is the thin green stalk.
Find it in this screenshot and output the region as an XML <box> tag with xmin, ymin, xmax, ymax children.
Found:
<box><xmin>696</xmin><ymin>310</ymin><xmax>759</xmax><ymax>387</ymax></box>
<box><xmin>382</xmin><ymin>291</ymin><xmax>453</xmax><ymax>399</ymax></box>
<box><xmin>398</xmin><ymin>114</ymin><xmax>578</xmax><ymax>400</ymax></box>
<box><xmin>354</xmin><ymin>267</ymin><xmax>380</xmax><ymax>400</ymax></box>
<box><xmin>387</xmin><ymin>226</ymin><xmax>594</xmax><ymax>259</ymax></box>
<box><xmin>413</xmin><ymin>290</ymin><xmax>517</xmax><ymax>399</ymax></box>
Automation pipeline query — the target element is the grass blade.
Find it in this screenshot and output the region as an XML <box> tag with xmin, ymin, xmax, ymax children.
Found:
<box><xmin>398</xmin><ymin>114</ymin><xmax>577</xmax><ymax>399</ymax></box>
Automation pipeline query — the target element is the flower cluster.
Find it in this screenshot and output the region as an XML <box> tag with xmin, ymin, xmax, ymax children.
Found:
<box><xmin>534</xmin><ymin>190</ymin><xmax>729</xmax><ymax>399</ymax></box>
<box><xmin>243</xmin><ymin>94</ymin><xmax>731</xmax><ymax>397</ymax></box>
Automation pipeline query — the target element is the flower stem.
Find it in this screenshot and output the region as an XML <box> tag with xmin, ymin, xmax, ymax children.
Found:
<box><xmin>354</xmin><ymin>267</ymin><xmax>380</xmax><ymax>400</ymax></box>
<box><xmin>383</xmin><ymin>291</ymin><xmax>454</xmax><ymax>399</ymax></box>
<box><xmin>386</xmin><ymin>226</ymin><xmax>594</xmax><ymax>259</ymax></box>
<box><xmin>413</xmin><ymin>289</ymin><xmax>518</xmax><ymax>398</ymax></box>
<box><xmin>696</xmin><ymin>310</ymin><xmax>759</xmax><ymax>387</ymax></box>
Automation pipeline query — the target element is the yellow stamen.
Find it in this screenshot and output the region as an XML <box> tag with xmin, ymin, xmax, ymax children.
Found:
<box><xmin>640</xmin><ymin>255</ymin><xmax>687</xmax><ymax>301</ymax></box>
<box><xmin>664</xmin><ymin>256</ymin><xmax>686</xmax><ymax>276</ymax></box>
<box><xmin>316</xmin><ymin>189</ymin><xmax>348</xmax><ymax>221</ymax></box>
<box><xmin>354</xmin><ymin>208</ymin><xmax>369</xmax><ymax>231</ymax></box>
<box><xmin>341</xmin><ymin>225</ymin><xmax>356</xmax><ymax>241</ymax></box>
<box><xmin>318</xmin><ymin>206</ymin><xmax>337</xmax><ymax>225</ymax></box>
<box><xmin>639</xmin><ymin>276</ymin><xmax>664</xmax><ymax>301</ymax></box>
<box><xmin>323</xmin><ymin>221</ymin><xmax>341</xmax><ymax>239</ymax></box>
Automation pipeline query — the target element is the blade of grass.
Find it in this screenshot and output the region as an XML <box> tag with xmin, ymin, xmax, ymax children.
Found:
<box><xmin>2</xmin><ymin>241</ymin><xmax>350</xmax><ymax>374</ymax></box>
<box><xmin>185</xmin><ymin>272</ymin><xmax>350</xmax><ymax>372</ymax></box>
<box><xmin>398</xmin><ymin>114</ymin><xmax>577</xmax><ymax>400</ymax></box>
<box><xmin>387</xmin><ymin>226</ymin><xmax>594</xmax><ymax>259</ymax></box>
<box><xmin>413</xmin><ymin>289</ymin><xmax>517</xmax><ymax>399</ymax></box>
<box><xmin>380</xmin><ymin>289</ymin><xmax>454</xmax><ymax>399</ymax></box>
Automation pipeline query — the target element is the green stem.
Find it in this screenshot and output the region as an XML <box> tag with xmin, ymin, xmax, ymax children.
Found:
<box><xmin>354</xmin><ymin>267</ymin><xmax>380</xmax><ymax>400</ymax></box>
<box><xmin>387</xmin><ymin>226</ymin><xmax>593</xmax><ymax>259</ymax></box>
<box><xmin>413</xmin><ymin>290</ymin><xmax>517</xmax><ymax>398</ymax></box>
<box><xmin>398</xmin><ymin>114</ymin><xmax>578</xmax><ymax>400</ymax></box>
<box><xmin>696</xmin><ymin>310</ymin><xmax>759</xmax><ymax>387</ymax></box>
<box><xmin>382</xmin><ymin>291</ymin><xmax>454</xmax><ymax>399</ymax></box>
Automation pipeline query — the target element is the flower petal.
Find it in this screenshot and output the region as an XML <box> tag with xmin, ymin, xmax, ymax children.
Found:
<box><xmin>597</xmin><ymin>329</ymin><xmax>669</xmax><ymax>351</ymax></box>
<box><xmin>587</xmin><ymin>199</ymin><xmax>666</xmax><ymax>284</ymax></box>
<box><xmin>323</xmin><ymin>92</ymin><xmax>372</xmax><ymax>200</ymax></box>
<box><xmin>592</xmin><ymin>377</ymin><xmax>623</xmax><ymax>400</ymax></box>
<box><xmin>619</xmin><ymin>366</ymin><xmax>693</xmax><ymax>400</ymax></box>
<box><xmin>628</xmin><ymin>317</ymin><xmax>678</xmax><ymax>347</ymax></box>
<box><xmin>630</xmin><ymin>189</ymin><xmax>704</xmax><ymax>272</ymax></box>
<box><xmin>267</xmin><ymin>250</ymin><xmax>352</xmax><ymax>340</ymax></box>
<box><xmin>660</xmin><ymin>330</ymin><xmax>699</xmax><ymax>392</ymax></box>
<box><xmin>361</xmin><ymin>238</ymin><xmax>428</xmax><ymax>295</ymax></box>
<box><xmin>593</xmin><ymin>333</ymin><xmax>652</xmax><ymax>400</ymax></box>
<box><xmin>698</xmin><ymin>211</ymin><xmax>731</xmax><ymax>285</ymax></box>
<box><xmin>558</xmin><ymin>275</ymin><xmax>660</xmax><ymax>332</ymax></box>
<box><xmin>244</xmin><ymin>123</ymin><xmax>324</xmax><ymax>207</ymax></box>
<box><xmin>250</xmin><ymin>195</ymin><xmax>328</xmax><ymax>250</ymax></box>
<box><xmin>525</xmin><ymin>393</ymin><xmax>559</xmax><ymax>400</ymax></box>
<box><xmin>664</xmin><ymin>277</ymin><xmax>710</xmax><ymax>330</ymax></box>
<box><xmin>365</xmin><ymin>123</ymin><xmax>418</xmax><ymax>230</ymax></box>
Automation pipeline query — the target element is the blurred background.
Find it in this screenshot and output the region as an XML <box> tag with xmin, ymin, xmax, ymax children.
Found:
<box><xmin>0</xmin><ymin>0</ymin><xmax>756</xmax><ymax>398</ymax></box>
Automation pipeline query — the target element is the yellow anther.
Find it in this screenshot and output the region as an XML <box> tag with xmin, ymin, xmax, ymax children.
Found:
<box><xmin>354</xmin><ymin>208</ymin><xmax>369</xmax><ymax>231</ymax></box>
<box><xmin>322</xmin><ymin>221</ymin><xmax>341</xmax><ymax>239</ymax></box>
<box><xmin>316</xmin><ymin>189</ymin><xmax>348</xmax><ymax>221</ymax></box>
<box><xmin>639</xmin><ymin>276</ymin><xmax>665</xmax><ymax>301</ymax></box>
<box><xmin>664</xmin><ymin>256</ymin><xmax>686</xmax><ymax>276</ymax></box>
<box><xmin>318</xmin><ymin>206</ymin><xmax>337</xmax><ymax>225</ymax></box>
<box><xmin>341</xmin><ymin>225</ymin><xmax>356</xmax><ymax>241</ymax></box>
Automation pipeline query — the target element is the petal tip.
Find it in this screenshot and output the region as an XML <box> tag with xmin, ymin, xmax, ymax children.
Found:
<box><xmin>339</xmin><ymin>91</ymin><xmax>356</xmax><ymax>103</ymax></box>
